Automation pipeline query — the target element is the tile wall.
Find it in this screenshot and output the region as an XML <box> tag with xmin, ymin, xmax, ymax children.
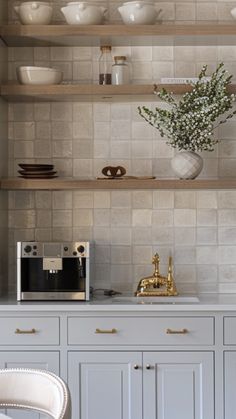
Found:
<box><xmin>7</xmin><ymin>1</ymin><xmax>236</xmax><ymax>295</ymax></box>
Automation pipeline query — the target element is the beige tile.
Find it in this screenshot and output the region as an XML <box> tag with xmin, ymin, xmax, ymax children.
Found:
<box><xmin>34</xmin><ymin>47</ymin><xmax>50</xmax><ymax>61</ymax></box>
<box><xmin>174</xmin><ymin>209</ymin><xmax>196</xmax><ymax>226</ymax></box>
<box><xmin>94</xmin><ymin>141</ymin><xmax>110</xmax><ymax>158</ymax></box>
<box><xmin>52</xmin><ymin>121</ymin><xmax>72</xmax><ymax>140</ymax></box>
<box><xmin>73</xmin><ymin>209</ymin><xmax>93</xmax><ymax>227</ymax></box>
<box><xmin>174</xmin><ymin>227</ymin><xmax>196</xmax><ymax>245</ymax></box>
<box><xmin>132</xmin><ymin>209</ymin><xmax>152</xmax><ymax>226</ymax></box>
<box><xmin>196</xmin><ymin>191</ymin><xmax>217</xmax><ymax>208</ymax></box>
<box><xmin>131</xmin><ymin>46</ymin><xmax>152</xmax><ymax>61</ymax></box>
<box><xmin>152</xmin><ymin>227</ymin><xmax>174</xmax><ymax>244</ymax></box>
<box><xmin>73</xmin><ymin>121</ymin><xmax>93</xmax><ymax>139</ymax></box>
<box><xmin>13</xmin><ymin>191</ymin><xmax>34</xmax><ymax>209</ymax></box>
<box><xmin>152</xmin><ymin>61</ymin><xmax>174</xmax><ymax>79</ymax></box>
<box><xmin>14</xmin><ymin>122</ymin><xmax>35</xmax><ymax>140</ymax></box>
<box><xmin>153</xmin><ymin>191</ymin><xmax>174</xmax><ymax>209</ymax></box>
<box><xmin>111</xmin><ymin>191</ymin><xmax>131</xmax><ymax>208</ymax></box>
<box><xmin>94</xmin><ymin>122</ymin><xmax>110</xmax><ymax>140</ymax></box>
<box><xmin>131</xmin><ymin>159</ymin><xmax>152</xmax><ymax>176</ymax></box>
<box><xmin>12</xmin><ymin>104</ymin><xmax>33</xmax><ymax>121</ymax></box>
<box><xmin>73</xmin><ymin>159</ymin><xmax>93</xmax><ymax>177</ymax></box>
<box><xmin>111</xmin><ymin>208</ymin><xmax>131</xmax><ymax>226</ymax></box>
<box><xmin>51</xmin><ymin>47</ymin><xmax>72</xmax><ymax>61</ymax></box>
<box><xmin>175</xmin><ymin>265</ymin><xmax>196</xmax><ymax>284</ymax></box>
<box><xmin>158</xmin><ymin>3</ymin><xmax>175</xmax><ymax>20</ymax></box>
<box><xmin>94</xmin><ymin>191</ymin><xmax>110</xmax><ymax>208</ymax></box>
<box><xmin>111</xmin><ymin>120</ymin><xmax>131</xmax><ymax>140</ymax></box>
<box><xmin>131</xmin><ymin>141</ymin><xmax>153</xmax><ymax>158</ymax></box>
<box><xmin>132</xmin><ymin>245</ymin><xmax>153</xmax><ymax>264</ymax></box>
<box><xmin>132</xmin><ymin>62</ymin><xmax>152</xmax><ymax>81</ymax></box>
<box><xmin>36</xmin><ymin>122</ymin><xmax>51</xmax><ymax>140</ymax></box>
<box><xmin>14</xmin><ymin>141</ymin><xmax>34</xmax><ymax>158</ymax></box>
<box><xmin>111</xmin><ymin>246</ymin><xmax>132</xmax><ymax>264</ymax></box>
<box><xmin>132</xmin><ymin>227</ymin><xmax>152</xmax><ymax>244</ymax></box>
<box><xmin>219</xmin><ymin>209</ymin><xmax>236</xmax><ymax>225</ymax></box>
<box><xmin>35</xmin><ymin>228</ymin><xmax>52</xmax><ymax>241</ymax></box>
<box><xmin>34</xmin><ymin>141</ymin><xmax>51</xmax><ymax>158</ymax></box>
<box><xmin>218</xmin><ymin>191</ymin><xmax>236</xmax><ymax>208</ymax></box>
<box><xmin>174</xmin><ymin>247</ymin><xmax>196</xmax><ymax>264</ymax></box>
<box><xmin>34</xmin><ymin>103</ymin><xmax>50</xmax><ymax>121</ymax></box>
<box><xmin>197</xmin><ymin>227</ymin><xmax>217</xmax><ymax>244</ymax></box>
<box><xmin>52</xmin><ymin>210</ymin><xmax>72</xmax><ymax>227</ymax></box>
<box><xmin>152</xmin><ymin>210</ymin><xmax>173</xmax><ymax>226</ymax></box>
<box><xmin>94</xmin><ymin>227</ymin><xmax>111</xmax><ymax>244</ymax></box>
<box><xmin>111</xmin><ymin>227</ymin><xmax>132</xmax><ymax>245</ymax></box>
<box><xmin>174</xmin><ymin>191</ymin><xmax>196</xmax><ymax>209</ymax></box>
<box><xmin>196</xmin><ymin>266</ymin><xmax>218</xmax><ymax>284</ymax></box>
<box><xmin>174</xmin><ymin>46</ymin><xmax>196</xmax><ymax>62</ymax></box>
<box><xmin>196</xmin><ymin>246</ymin><xmax>218</xmax><ymax>264</ymax></box>
<box><xmin>94</xmin><ymin>209</ymin><xmax>110</xmax><ymax>226</ymax></box>
<box><xmin>52</xmin><ymin>141</ymin><xmax>72</xmax><ymax>158</ymax></box>
<box><xmin>36</xmin><ymin>210</ymin><xmax>52</xmax><ymax>228</ymax></box>
<box><xmin>132</xmin><ymin>191</ymin><xmax>152</xmax><ymax>209</ymax></box>
<box><xmin>196</xmin><ymin>3</ymin><xmax>217</xmax><ymax>20</ymax></box>
<box><xmin>219</xmin><ymin>246</ymin><xmax>236</xmax><ymax>264</ymax></box>
<box><xmin>175</xmin><ymin>3</ymin><xmax>196</xmax><ymax>20</ymax></box>
<box><xmin>51</xmin><ymin>103</ymin><xmax>72</xmax><ymax>121</ymax></box>
<box><xmin>73</xmin><ymin>227</ymin><xmax>93</xmax><ymax>242</ymax></box>
<box><xmin>219</xmin><ymin>227</ymin><xmax>236</xmax><ymax>244</ymax></box>
<box><xmin>73</xmin><ymin>191</ymin><xmax>94</xmax><ymax>208</ymax></box>
<box><xmin>52</xmin><ymin>227</ymin><xmax>73</xmax><ymax>241</ymax></box>
<box><xmin>197</xmin><ymin>209</ymin><xmax>217</xmax><ymax>226</ymax></box>
<box><xmin>73</xmin><ymin>103</ymin><xmax>93</xmax><ymax>122</ymax></box>
<box><xmin>219</xmin><ymin>159</ymin><xmax>236</xmax><ymax>177</ymax></box>
<box><xmin>9</xmin><ymin>210</ymin><xmax>36</xmax><ymax>229</ymax></box>
<box><xmin>111</xmin><ymin>141</ymin><xmax>131</xmax><ymax>159</ymax></box>
<box><xmin>111</xmin><ymin>104</ymin><xmax>131</xmax><ymax>120</ymax></box>
<box><xmin>174</xmin><ymin>62</ymin><xmax>196</xmax><ymax>78</ymax></box>
<box><xmin>153</xmin><ymin>140</ymin><xmax>174</xmax><ymax>158</ymax></box>
<box><xmin>52</xmin><ymin>159</ymin><xmax>73</xmax><ymax>177</ymax></box>
<box><xmin>35</xmin><ymin>191</ymin><xmax>52</xmax><ymax>209</ymax></box>
<box><xmin>93</xmin><ymin>103</ymin><xmax>110</xmax><ymax>122</ymax></box>
<box><xmin>73</xmin><ymin>47</ymin><xmax>92</xmax><ymax>61</ymax></box>
<box><xmin>132</xmin><ymin>121</ymin><xmax>154</xmax><ymax>139</ymax></box>
<box><xmin>152</xmin><ymin>46</ymin><xmax>173</xmax><ymax>61</ymax></box>
<box><xmin>73</xmin><ymin>62</ymin><xmax>93</xmax><ymax>81</ymax></box>
<box><xmin>53</xmin><ymin>191</ymin><xmax>73</xmax><ymax>209</ymax></box>
<box><xmin>219</xmin><ymin>265</ymin><xmax>236</xmax><ymax>283</ymax></box>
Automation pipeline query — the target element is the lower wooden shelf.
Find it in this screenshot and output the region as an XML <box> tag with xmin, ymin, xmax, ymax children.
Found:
<box><xmin>1</xmin><ymin>178</ymin><xmax>236</xmax><ymax>190</ymax></box>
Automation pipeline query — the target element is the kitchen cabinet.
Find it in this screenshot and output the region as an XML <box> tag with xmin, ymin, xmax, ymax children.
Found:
<box><xmin>68</xmin><ymin>350</ymin><xmax>213</xmax><ymax>419</ymax></box>
<box><xmin>0</xmin><ymin>351</ymin><xmax>60</xmax><ymax>419</ymax></box>
<box><xmin>224</xmin><ymin>351</ymin><xmax>236</xmax><ymax>419</ymax></box>
<box><xmin>68</xmin><ymin>351</ymin><xmax>142</xmax><ymax>419</ymax></box>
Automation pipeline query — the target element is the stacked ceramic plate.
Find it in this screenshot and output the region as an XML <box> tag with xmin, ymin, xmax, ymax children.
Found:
<box><xmin>18</xmin><ymin>164</ymin><xmax>58</xmax><ymax>179</ymax></box>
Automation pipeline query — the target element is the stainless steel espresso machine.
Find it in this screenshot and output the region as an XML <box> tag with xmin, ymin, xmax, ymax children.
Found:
<box><xmin>17</xmin><ymin>242</ymin><xmax>92</xmax><ymax>301</ymax></box>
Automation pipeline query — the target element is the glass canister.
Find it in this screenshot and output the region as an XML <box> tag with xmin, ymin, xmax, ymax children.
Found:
<box><xmin>112</xmin><ymin>56</ymin><xmax>130</xmax><ymax>85</ymax></box>
<box><xmin>99</xmin><ymin>45</ymin><xmax>112</xmax><ymax>85</ymax></box>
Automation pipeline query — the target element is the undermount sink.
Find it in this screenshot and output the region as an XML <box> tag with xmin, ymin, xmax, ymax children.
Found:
<box><xmin>112</xmin><ymin>295</ymin><xmax>200</xmax><ymax>304</ymax></box>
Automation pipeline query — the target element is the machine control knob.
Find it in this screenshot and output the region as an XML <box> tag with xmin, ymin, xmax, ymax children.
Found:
<box><xmin>73</xmin><ymin>251</ymin><xmax>77</xmax><ymax>256</ymax></box>
<box><xmin>33</xmin><ymin>245</ymin><xmax>37</xmax><ymax>250</ymax></box>
<box><xmin>24</xmin><ymin>245</ymin><xmax>32</xmax><ymax>253</ymax></box>
<box><xmin>77</xmin><ymin>245</ymin><xmax>85</xmax><ymax>254</ymax></box>
<box><xmin>64</xmin><ymin>246</ymin><xmax>68</xmax><ymax>251</ymax></box>
<box><xmin>33</xmin><ymin>251</ymin><xmax>37</xmax><ymax>256</ymax></box>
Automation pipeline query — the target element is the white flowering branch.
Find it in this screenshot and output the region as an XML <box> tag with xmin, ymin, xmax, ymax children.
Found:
<box><xmin>138</xmin><ymin>63</ymin><xmax>236</xmax><ymax>152</ymax></box>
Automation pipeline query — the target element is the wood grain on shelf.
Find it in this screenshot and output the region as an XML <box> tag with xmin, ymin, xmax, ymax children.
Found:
<box><xmin>2</xmin><ymin>83</ymin><xmax>236</xmax><ymax>102</ymax></box>
<box><xmin>2</xmin><ymin>24</ymin><xmax>236</xmax><ymax>37</ymax></box>
<box><xmin>2</xmin><ymin>178</ymin><xmax>236</xmax><ymax>190</ymax></box>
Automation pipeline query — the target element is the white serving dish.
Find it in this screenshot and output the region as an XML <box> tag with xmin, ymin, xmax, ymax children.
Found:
<box><xmin>14</xmin><ymin>1</ymin><xmax>53</xmax><ymax>25</ymax></box>
<box><xmin>61</xmin><ymin>2</ymin><xmax>107</xmax><ymax>25</ymax></box>
<box><xmin>231</xmin><ymin>7</ymin><xmax>236</xmax><ymax>19</ymax></box>
<box><xmin>17</xmin><ymin>66</ymin><xmax>63</xmax><ymax>85</ymax></box>
<box><xmin>118</xmin><ymin>1</ymin><xmax>159</xmax><ymax>24</ymax></box>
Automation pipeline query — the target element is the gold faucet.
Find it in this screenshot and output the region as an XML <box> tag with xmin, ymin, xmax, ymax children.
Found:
<box><xmin>135</xmin><ymin>253</ymin><xmax>178</xmax><ymax>297</ymax></box>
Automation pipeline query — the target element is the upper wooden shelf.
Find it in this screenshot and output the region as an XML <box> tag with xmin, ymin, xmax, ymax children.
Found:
<box><xmin>2</xmin><ymin>178</ymin><xmax>236</xmax><ymax>190</ymax></box>
<box><xmin>2</xmin><ymin>83</ymin><xmax>236</xmax><ymax>102</ymax></box>
<box><xmin>2</xmin><ymin>24</ymin><xmax>236</xmax><ymax>46</ymax></box>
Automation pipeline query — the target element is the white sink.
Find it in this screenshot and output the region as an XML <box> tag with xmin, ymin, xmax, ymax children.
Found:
<box><xmin>112</xmin><ymin>296</ymin><xmax>200</xmax><ymax>304</ymax></box>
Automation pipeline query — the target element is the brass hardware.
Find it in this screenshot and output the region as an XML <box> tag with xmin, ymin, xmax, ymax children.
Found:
<box><xmin>95</xmin><ymin>328</ymin><xmax>117</xmax><ymax>334</ymax></box>
<box><xmin>15</xmin><ymin>328</ymin><xmax>36</xmax><ymax>334</ymax></box>
<box><xmin>166</xmin><ymin>328</ymin><xmax>188</xmax><ymax>335</ymax></box>
<box><xmin>135</xmin><ymin>253</ymin><xmax>178</xmax><ymax>297</ymax></box>
<box><xmin>146</xmin><ymin>364</ymin><xmax>151</xmax><ymax>370</ymax></box>
<box><xmin>133</xmin><ymin>365</ymin><xmax>139</xmax><ymax>370</ymax></box>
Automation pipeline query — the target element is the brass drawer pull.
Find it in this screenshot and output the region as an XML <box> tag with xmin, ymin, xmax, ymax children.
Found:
<box><xmin>95</xmin><ymin>328</ymin><xmax>117</xmax><ymax>334</ymax></box>
<box><xmin>15</xmin><ymin>328</ymin><xmax>37</xmax><ymax>334</ymax></box>
<box><xmin>166</xmin><ymin>328</ymin><xmax>188</xmax><ymax>335</ymax></box>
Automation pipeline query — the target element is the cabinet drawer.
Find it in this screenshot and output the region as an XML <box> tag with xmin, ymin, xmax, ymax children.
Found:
<box><xmin>224</xmin><ymin>317</ymin><xmax>236</xmax><ymax>345</ymax></box>
<box><xmin>0</xmin><ymin>317</ymin><xmax>59</xmax><ymax>345</ymax></box>
<box><xmin>68</xmin><ymin>316</ymin><xmax>214</xmax><ymax>346</ymax></box>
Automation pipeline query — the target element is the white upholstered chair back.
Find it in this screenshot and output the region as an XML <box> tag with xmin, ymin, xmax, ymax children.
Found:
<box><xmin>0</xmin><ymin>369</ymin><xmax>71</xmax><ymax>419</ymax></box>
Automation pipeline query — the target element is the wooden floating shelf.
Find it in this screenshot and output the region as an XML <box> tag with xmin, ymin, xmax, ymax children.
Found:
<box><xmin>2</xmin><ymin>84</ymin><xmax>236</xmax><ymax>102</ymax></box>
<box><xmin>2</xmin><ymin>178</ymin><xmax>236</xmax><ymax>191</ymax></box>
<box><xmin>2</xmin><ymin>24</ymin><xmax>236</xmax><ymax>46</ymax></box>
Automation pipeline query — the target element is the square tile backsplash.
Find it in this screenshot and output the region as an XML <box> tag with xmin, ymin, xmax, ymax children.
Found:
<box><xmin>6</xmin><ymin>1</ymin><xmax>236</xmax><ymax>295</ymax></box>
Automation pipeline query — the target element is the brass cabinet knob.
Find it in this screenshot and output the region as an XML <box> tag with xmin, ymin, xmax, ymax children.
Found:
<box><xmin>146</xmin><ymin>364</ymin><xmax>151</xmax><ymax>370</ymax></box>
<box><xmin>166</xmin><ymin>328</ymin><xmax>188</xmax><ymax>334</ymax></box>
<box><xmin>15</xmin><ymin>328</ymin><xmax>36</xmax><ymax>334</ymax></box>
<box><xmin>95</xmin><ymin>328</ymin><xmax>117</xmax><ymax>334</ymax></box>
<box><xmin>133</xmin><ymin>364</ymin><xmax>139</xmax><ymax>370</ymax></box>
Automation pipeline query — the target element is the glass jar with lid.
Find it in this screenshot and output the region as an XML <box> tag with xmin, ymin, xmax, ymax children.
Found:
<box><xmin>112</xmin><ymin>56</ymin><xmax>130</xmax><ymax>85</ymax></box>
<box><xmin>99</xmin><ymin>45</ymin><xmax>112</xmax><ymax>85</ymax></box>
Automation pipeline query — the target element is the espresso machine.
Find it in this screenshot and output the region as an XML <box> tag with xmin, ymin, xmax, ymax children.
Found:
<box><xmin>17</xmin><ymin>242</ymin><xmax>93</xmax><ymax>301</ymax></box>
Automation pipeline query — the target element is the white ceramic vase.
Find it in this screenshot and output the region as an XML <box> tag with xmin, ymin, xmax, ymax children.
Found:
<box><xmin>171</xmin><ymin>151</ymin><xmax>203</xmax><ymax>179</ymax></box>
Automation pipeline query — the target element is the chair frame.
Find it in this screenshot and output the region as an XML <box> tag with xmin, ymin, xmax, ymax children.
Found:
<box><xmin>0</xmin><ymin>368</ymin><xmax>71</xmax><ymax>419</ymax></box>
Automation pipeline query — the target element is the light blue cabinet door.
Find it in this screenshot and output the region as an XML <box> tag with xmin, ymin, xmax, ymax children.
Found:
<box><xmin>68</xmin><ymin>351</ymin><xmax>142</xmax><ymax>419</ymax></box>
<box><xmin>143</xmin><ymin>351</ymin><xmax>214</xmax><ymax>419</ymax></box>
<box><xmin>0</xmin><ymin>351</ymin><xmax>60</xmax><ymax>419</ymax></box>
<box><xmin>224</xmin><ymin>351</ymin><xmax>236</xmax><ymax>419</ymax></box>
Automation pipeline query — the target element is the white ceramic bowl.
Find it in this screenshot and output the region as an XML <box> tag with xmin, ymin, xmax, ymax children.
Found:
<box><xmin>61</xmin><ymin>2</ymin><xmax>107</xmax><ymax>25</ymax></box>
<box><xmin>231</xmin><ymin>7</ymin><xmax>236</xmax><ymax>19</ymax></box>
<box><xmin>118</xmin><ymin>1</ymin><xmax>159</xmax><ymax>24</ymax></box>
<box><xmin>14</xmin><ymin>2</ymin><xmax>53</xmax><ymax>25</ymax></box>
<box><xmin>17</xmin><ymin>66</ymin><xmax>63</xmax><ymax>85</ymax></box>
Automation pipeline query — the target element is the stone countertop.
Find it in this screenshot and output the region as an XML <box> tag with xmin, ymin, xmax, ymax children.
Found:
<box><xmin>0</xmin><ymin>294</ymin><xmax>236</xmax><ymax>312</ymax></box>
